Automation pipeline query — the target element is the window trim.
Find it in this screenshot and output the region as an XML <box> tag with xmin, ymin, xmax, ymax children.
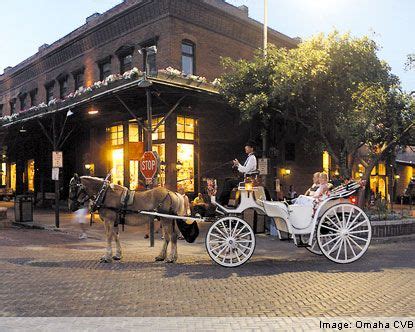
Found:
<box><xmin>181</xmin><ymin>39</ymin><xmax>196</xmax><ymax>75</ymax></box>
<box><xmin>97</xmin><ymin>56</ymin><xmax>112</xmax><ymax>81</ymax></box>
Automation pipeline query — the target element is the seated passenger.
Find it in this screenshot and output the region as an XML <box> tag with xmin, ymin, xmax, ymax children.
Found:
<box><xmin>304</xmin><ymin>172</ymin><xmax>320</xmax><ymax>196</ymax></box>
<box><xmin>295</xmin><ymin>172</ymin><xmax>329</xmax><ymax>206</ymax></box>
<box><xmin>192</xmin><ymin>193</ymin><xmax>208</xmax><ymax>217</ymax></box>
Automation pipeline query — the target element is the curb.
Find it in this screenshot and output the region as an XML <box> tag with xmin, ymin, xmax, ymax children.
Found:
<box><xmin>371</xmin><ymin>233</ymin><xmax>415</xmax><ymax>244</ymax></box>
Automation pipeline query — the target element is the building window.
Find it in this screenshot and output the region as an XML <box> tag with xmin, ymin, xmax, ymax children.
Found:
<box><xmin>59</xmin><ymin>76</ymin><xmax>69</xmax><ymax>99</ymax></box>
<box><xmin>1</xmin><ymin>162</ymin><xmax>6</xmax><ymax>187</ymax></box>
<box><xmin>45</xmin><ymin>83</ymin><xmax>55</xmax><ymax>103</ymax></box>
<box><xmin>322</xmin><ymin>150</ymin><xmax>330</xmax><ymax>174</ymax></box>
<box><xmin>120</xmin><ymin>54</ymin><xmax>133</xmax><ymax>74</ymax></box>
<box><xmin>99</xmin><ymin>60</ymin><xmax>112</xmax><ymax>81</ymax></box>
<box><xmin>10</xmin><ymin>163</ymin><xmax>16</xmax><ymax>191</ymax></box>
<box><xmin>111</xmin><ymin>148</ymin><xmax>124</xmax><ymax>186</ymax></box>
<box><xmin>177</xmin><ymin>143</ymin><xmax>194</xmax><ymax>192</ymax></box>
<box><xmin>140</xmin><ymin>39</ymin><xmax>158</xmax><ymax>75</ymax></box>
<box><xmin>151</xmin><ymin>117</ymin><xmax>165</xmax><ymax>140</ymax></box>
<box><xmin>107</xmin><ymin>124</ymin><xmax>124</xmax><ymax>146</ymax></box>
<box><xmin>128</xmin><ymin>121</ymin><xmax>141</xmax><ymax>142</ymax></box>
<box><xmin>177</xmin><ymin>116</ymin><xmax>195</xmax><ymax>140</ymax></box>
<box><xmin>19</xmin><ymin>93</ymin><xmax>27</xmax><ymax>111</ymax></box>
<box><xmin>29</xmin><ymin>89</ymin><xmax>37</xmax><ymax>107</ymax></box>
<box><xmin>152</xmin><ymin>143</ymin><xmax>165</xmax><ymax>187</ymax></box>
<box><xmin>9</xmin><ymin>99</ymin><xmax>16</xmax><ymax>114</ymax></box>
<box><xmin>73</xmin><ymin>70</ymin><xmax>84</xmax><ymax>90</ymax></box>
<box><xmin>27</xmin><ymin>159</ymin><xmax>35</xmax><ymax>192</ymax></box>
<box><xmin>0</xmin><ymin>104</ymin><xmax>3</xmax><ymax>117</ymax></box>
<box><xmin>181</xmin><ymin>40</ymin><xmax>195</xmax><ymax>75</ymax></box>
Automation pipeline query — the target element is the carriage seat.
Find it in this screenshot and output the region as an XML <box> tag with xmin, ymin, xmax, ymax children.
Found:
<box><xmin>253</xmin><ymin>186</ymin><xmax>266</xmax><ymax>207</ymax></box>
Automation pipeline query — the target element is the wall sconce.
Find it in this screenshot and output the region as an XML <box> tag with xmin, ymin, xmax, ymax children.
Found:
<box><xmin>394</xmin><ymin>175</ymin><xmax>400</xmax><ymax>180</ymax></box>
<box><xmin>334</xmin><ymin>169</ymin><xmax>340</xmax><ymax>176</ymax></box>
<box><xmin>282</xmin><ymin>168</ymin><xmax>291</xmax><ymax>176</ymax></box>
<box><xmin>19</xmin><ymin>126</ymin><xmax>27</xmax><ymax>133</ymax></box>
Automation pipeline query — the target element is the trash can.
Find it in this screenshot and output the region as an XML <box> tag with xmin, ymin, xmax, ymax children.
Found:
<box><xmin>15</xmin><ymin>195</ymin><xmax>34</xmax><ymax>222</ymax></box>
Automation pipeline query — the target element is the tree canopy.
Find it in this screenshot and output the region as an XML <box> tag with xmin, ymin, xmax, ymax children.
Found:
<box><xmin>219</xmin><ymin>31</ymin><xmax>415</xmax><ymax>178</ymax></box>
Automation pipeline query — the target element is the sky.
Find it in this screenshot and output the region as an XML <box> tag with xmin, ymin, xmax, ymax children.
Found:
<box><xmin>0</xmin><ymin>0</ymin><xmax>413</xmax><ymax>91</ymax></box>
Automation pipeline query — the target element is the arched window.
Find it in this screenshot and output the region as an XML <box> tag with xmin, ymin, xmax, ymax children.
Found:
<box><xmin>181</xmin><ymin>40</ymin><xmax>195</xmax><ymax>75</ymax></box>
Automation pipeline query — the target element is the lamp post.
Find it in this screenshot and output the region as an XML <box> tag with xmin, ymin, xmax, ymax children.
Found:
<box><xmin>138</xmin><ymin>45</ymin><xmax>157</xmax><ymax>247</ymax></box>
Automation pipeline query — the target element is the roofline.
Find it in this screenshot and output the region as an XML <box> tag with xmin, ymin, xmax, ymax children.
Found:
<box><xmin>0</xmin><ymin>0</ymin><xmax>299</xmax><ymax>80</ymax></box>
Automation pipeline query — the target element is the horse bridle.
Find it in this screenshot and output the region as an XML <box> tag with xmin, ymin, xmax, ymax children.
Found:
<box><xmin>69</xmin><ymin>178</ymin><xmax>91</xmax><ymax>209</ymax></box>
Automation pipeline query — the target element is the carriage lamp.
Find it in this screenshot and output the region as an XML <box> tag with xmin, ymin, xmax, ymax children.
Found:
<box><xmin>244</xmin><ymin>182</ymin><xmax>253</xmax><ymax>191</ymax></box>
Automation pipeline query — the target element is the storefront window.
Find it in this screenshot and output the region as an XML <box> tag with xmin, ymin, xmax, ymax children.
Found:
<box><xmin>111</xmin><ymin>148</ymin><xmax>124</xmax><ymax>186</ymax></box>
<box><xmin>130</xmin><ymin>160</ymin><xmax>139</xmax><ymax>190</ymax></box>
<box><xmin>177</xmin><ymin>143</ymin><xmax>194</xmax><ymax>192</ymax></box>
<box><xmin>107</xmin><ymin>125</ymin><xmax>124</xmax><ymax>146</ymax></box>
<box><xmin>152</xmin><ymin>144</ymin><xmax>165</xmax><ymax>187</ymax></box>
<box><xmin>151</xmin><ymin>117</ymin><xmax>165</xmax><ymax>140</ymax></box>
<box><xmin>27</xmin><ymin>160</ymin><xmax>35</xmax><ymax>192</ymax></box>
<box><xmin>10</xmin><ymin>163</ymin><xmax>16</xmax><ymax>191</ymax></box>
<box><xmin>1</xmin><ymin>163</ymin><xmax>6</xmax><ymax>186</ymax></box>
<box><xmin>177</xmin><ymin>116</ymin><xmax>195</xmax><ymax>140</ymax></box>
<box><xmin>129</xmin><ymin>122</ymin><xmax>140</xmax><ymax>142</ymax></box>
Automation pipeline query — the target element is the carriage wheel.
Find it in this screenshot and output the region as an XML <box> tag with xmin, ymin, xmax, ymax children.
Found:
<box><xmin>317</xmin><ymin>204</ymin><xmax>371</xmax><ymax>264</ymax></box>
<box><xmin>206</xmin><ymin>216</ymin><xmax>255</xmax><ymax>267</ymax></box>
<box><xmin>304</xmin><ymin>231</ymin><xmax>323</xmax><ymax>256</ymax></box>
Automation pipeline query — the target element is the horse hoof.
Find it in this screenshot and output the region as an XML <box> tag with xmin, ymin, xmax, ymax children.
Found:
<box><xmin>100</xmin><ymin>257</ymin><xmax>112</xmax><ymax>263</ymax></box>
<box><xmin>155</xmin><ymin>256</ymin><xmax>165</xmax><ymax>262</ymax></box>
<box><xmin>113</xmin><ymin>256</ymin><xmax>122</xmax><ymax>261</ymax></box>
<box><xmin>165</xmin><ymin>258</ymin><xmax>177</xmax><ymax>264</ymax></box>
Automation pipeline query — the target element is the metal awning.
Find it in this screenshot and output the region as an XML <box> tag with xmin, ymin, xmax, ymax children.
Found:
<box><xmin>0</xmin><ymin>75</ymin><xmax>220</xmax><ymax>128</ymax></box>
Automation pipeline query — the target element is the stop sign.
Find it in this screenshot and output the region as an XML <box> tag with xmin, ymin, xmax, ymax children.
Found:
<box><xmin>140</xmin><ymin>151</ymin><xmax>158</xmax><ymax>181</ymax></box>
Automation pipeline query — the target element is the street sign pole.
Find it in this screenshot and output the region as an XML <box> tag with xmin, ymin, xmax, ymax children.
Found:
<box><xmin>146</xmin><ymin>86</ymin><xmax>154</xmax><ymax>247</ymax></box>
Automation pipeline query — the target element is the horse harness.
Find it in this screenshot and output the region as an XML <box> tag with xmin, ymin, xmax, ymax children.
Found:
<box><xmin>84</xmin><ymin>179</ymin><xmax>177</xmax><ymax>231</ymax></box>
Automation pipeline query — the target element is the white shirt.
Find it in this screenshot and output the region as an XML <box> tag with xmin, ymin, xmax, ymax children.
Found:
<box><xmin>237</xmin><ymin>153</ymin><xmax>257</xmax><ymax>175</ymax></box>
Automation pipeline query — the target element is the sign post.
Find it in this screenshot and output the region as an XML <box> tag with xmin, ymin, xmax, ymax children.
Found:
<box><xmin>140</xmin><ymin>151</ymin><xmax>158</xmax><ymax>247</ymax></box>
<box><xmin>52</xmin><ymin>151</ymin><xmax>63</xmax><ymax>228</ymax></box>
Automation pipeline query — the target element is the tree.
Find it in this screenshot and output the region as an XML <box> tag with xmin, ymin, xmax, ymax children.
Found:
<box><xmin>219</xmin><ymin>31</ymin><xmax>415</xmax><ymax>187</ymax></box>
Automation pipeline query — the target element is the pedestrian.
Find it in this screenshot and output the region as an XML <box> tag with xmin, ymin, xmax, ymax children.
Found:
<box><xmin>75</xmin><ymin>204</ymin><xmax>89</xmax><ymax>240</ymax></box>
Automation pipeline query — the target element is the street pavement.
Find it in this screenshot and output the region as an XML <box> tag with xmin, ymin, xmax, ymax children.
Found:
<box><xmin>0</xmin><ymin>220</ymin><xmax>414</xmax><ymax>317</ymax></box>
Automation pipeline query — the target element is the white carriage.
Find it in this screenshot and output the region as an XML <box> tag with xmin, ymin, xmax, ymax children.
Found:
<box><xmin>206</xmin><ymin>181</ymin><xmax>372</xmax><ymax>267</ymax></box>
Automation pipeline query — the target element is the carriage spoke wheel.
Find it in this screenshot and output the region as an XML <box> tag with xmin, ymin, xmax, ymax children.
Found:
<box><xmin>317</xmin><ymin>204</ymin><xmax>371</xmax><ymax>264</ymax></box>
<box><xmin>206</xmin><ymin>216</ymin><xmax>255</xmax><ymax>267</ymax></box>
<box><xmin>304</xmin><ymin>231</ymin><xmax>323</xmax><ymax>256</ymax></box>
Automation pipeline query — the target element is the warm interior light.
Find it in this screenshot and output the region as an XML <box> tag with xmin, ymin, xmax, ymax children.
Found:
<box><xmin>395</xmin><ymin>175</ymin><xmax>400</xmax><ymax>179</ymax></box>
<box><xmin>85</xmin><ymin>164</ymin><xmax>92</xmax><ymax>170</ymax></box>
<box><xmin>283</xmin><ymin>168</ymin><xmax>291</xmax><ymax>176</ymax></box>
<box><xmin>88</xmin><ymin>108</ymin><xmax>99</xmax><ymax>115</ymax></box>
<box><xmin>334</xmin><ymin>169</ymin><xmax>340</xmax><ymax>176</ymax></box>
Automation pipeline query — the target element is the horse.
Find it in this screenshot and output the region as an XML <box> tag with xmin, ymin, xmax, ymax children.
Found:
<box><xmin>68</xmin><ymin>174</ymin><xmax>189</xmax><ymax>263</ymax></box>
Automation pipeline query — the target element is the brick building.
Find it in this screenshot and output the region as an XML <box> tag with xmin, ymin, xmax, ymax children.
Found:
<box><xmin>0</xmin><ymin>0</ymin><xmax>323</xmax><ymax>202</ymax></box>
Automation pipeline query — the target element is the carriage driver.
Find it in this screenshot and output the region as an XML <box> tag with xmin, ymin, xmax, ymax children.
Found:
<box><xmin>218</xmin><ymin>141</ymin><xmax>258</xmax><ymax>206</ymax></box>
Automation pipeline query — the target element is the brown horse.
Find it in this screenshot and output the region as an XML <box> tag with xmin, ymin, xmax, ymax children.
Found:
<box><xmin>68</xmin><ymin>175</ymin><xmax>186</xmax><ymax>263</ymax></box>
